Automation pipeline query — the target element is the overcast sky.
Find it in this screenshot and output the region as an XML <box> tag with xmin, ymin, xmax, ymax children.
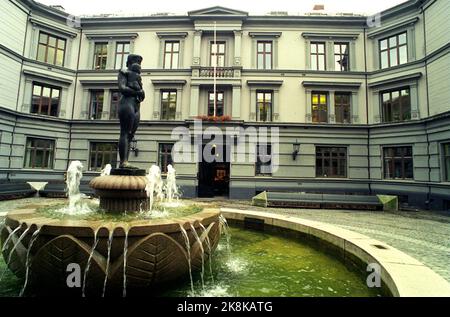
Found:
<box><xmin>36</xmin><ymin>0</ymin><xmax>409</xmax><ymax>16</ymax></box>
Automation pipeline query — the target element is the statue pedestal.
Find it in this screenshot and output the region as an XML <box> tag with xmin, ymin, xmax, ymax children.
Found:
<box><xmin>90</xmin><ymin>169</ymin><xmax>148</xmax><ymax>213</ymax></box>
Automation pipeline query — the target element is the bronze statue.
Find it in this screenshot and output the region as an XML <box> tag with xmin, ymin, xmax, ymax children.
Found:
<box><xmin>117</xmin><ymin>54</ymin><xmax>145</xmax><ymax>169</ymax></box>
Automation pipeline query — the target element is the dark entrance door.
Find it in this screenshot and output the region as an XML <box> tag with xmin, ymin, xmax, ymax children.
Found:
<box><xmin>198</xmin><ymin>143</ymin><xmax>230</xmax><ymax>198</ymax></box>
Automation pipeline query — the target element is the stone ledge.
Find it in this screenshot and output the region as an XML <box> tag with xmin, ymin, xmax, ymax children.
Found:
<box><xmin>220</xmin><ymin>208</ymin><xmax>450</xmax><ymax>297</ymax></box>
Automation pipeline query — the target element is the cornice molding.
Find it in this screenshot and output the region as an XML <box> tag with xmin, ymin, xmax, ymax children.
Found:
<box><xmin>84</xmin><ymin>32</ymin><xmax>138</xmax><ymax>40</ymax></box>
<box><xmin>247</xmin><ymin>80</ymin><xmax>283</xmax><ymax>87</ymax></box>
<box><xmin>301</xmin><ymin>81</ymin><xmax>361</xmax><ymax>89</ymax></box>
<box><xmin>248</xmin><ymin>32</ymin><xmax>282</xmax><ymax>38</ymax></box>
<box><xmin>29</xmin><ymin>17</ymin><xmax>78</xmax><ymax>38</ymax></box>
<box><xmin>301</xmin><ymin>32</ymin><xmax>359</xmax><ymax>40</ymax></box>
<box><xmin>368</xmin><ymin>72</ymin><xmax>422</xmax><ymax>88</ymax></box>
<box><xmin>156</xmin><ymin>32</ymin><xmax>189</xmax><ymax>39</ymax></box>
<box><xmin>367</xmin><ymin>16</ymin><xmax>419</xmax><ymax>39</ymax></box>
<box><xmin>23</xmin><ymin>69</ymin><xmax>73</xmax><ymax>86</ymax></box>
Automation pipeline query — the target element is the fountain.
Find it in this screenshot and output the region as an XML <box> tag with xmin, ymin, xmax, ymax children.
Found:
<box><xmin>0</xmin><ymin>160</ymin><xmax>221</xmax><ymax>296</ymax></box>
<box><xmin>0</xmin><ymin>54</ymin><xmax>221</xmax><ymax>296</ymax></box>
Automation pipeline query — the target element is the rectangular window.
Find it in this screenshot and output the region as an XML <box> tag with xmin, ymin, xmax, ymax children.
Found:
<box><xmin>37</xmin><ymin>32</ymin><xmax>66</xmax><ymax>66</ymax></box>
<box><xmin>334</xmin><ymin>42</ymin><xmax>349</xmax><ymax>71</ymax></box>
<box><xmin>24</xmin><ymin>138</ymin><xmax>55</xmax><ymax>169</ymax></box>
<box><xmin>380</xmin><ymin>32</ymin><xmax>408</xmax><ymax>69</ymax></box>
<box><xmin>256</xmin><ymin>91</ymin><xmax>272</xmax><ymax>122</ymax></box>
<box><xmin>316</xmin><ymin>147</ymin><xmax>347</xmax><ymax>178</ymax></box>
<box><xmin>161</xmin><ymin>90</ymin><xmax>177</xmax><ymax>120</ymax></box>
<box><xmin>90</xmin><ymin>90</ymin><xmax>104</xmax><ymax>120</ymax></box>
<box><xmin>311</xmin><ymin>42</ymin><xmax>326</xmax><ymax>71</ymax></box>
<box><xmin>159</xmin><ymin>143</ymin><xmax>174</xmax><ymax>173</ymax></box>
<box><xmin>115</xmin><ymin>42</ymin><xmax>130</xmax><ymax>69</ymax></box>
<box><xmin>312</xmin><ymin>92</ymin><xmax>328</xmax><ymax>123</ymax></box>
<box><xmin>443</xmin><ymin>143</ymin><xmax>450</xmax><ymax>182</ymax></box>
<box><xmin>89</xmin><ymin>142</ymin><xmax>118</xmax><ymax>171</ymax></box>
<box><xmin>210</xmin><ymin>41</ymin><xmax>226</xmax><ymax>67</ymax></box>
<box><xmin>163</xmin><ymin>41</ymin><xmax>179</xmax><ymax>69</ymax></box>
<box><xmin>208</xmin><ymin>91</ymin><xmax>224</xmax><ymax>117</ymax></box>
<box><xmin>93</xmin><ymin>42</ymin><xmax>108</xmax><ymax>70</ymax></box>
<box><xmin>31</xmin><ymin>83</ymin><xmax>61</xmax><ymax>117</ymax></box>
<box><xmin>383</xmin><ymin>146</ymin><xmax>413</xmax><ymax>179</ymax></box>
<box><xmin>381</xmin><ymin>88</ymin><xmax>411</xmax><ymax>123</ymax></box>
<box><xmin>335</xmin><ymin>92</ymin><xmax>351</xmax><ymax>124</ymax></box>
<box><xmin>257</xmin><ymin>41</ymin><xmax>273</xmax><ymax>70</ymax></box>
<box><xmin>110</xmin><ymin>90</ymin><xmax>120</xmax><ymax>119</ymax></box>
<box><xmin>256</xmin><ymin>143</ymin><xmax>272</xmax><ymax>176</ymax></box>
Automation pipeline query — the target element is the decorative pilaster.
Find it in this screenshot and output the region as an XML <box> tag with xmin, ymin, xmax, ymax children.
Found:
<box><xmin>189</xmin><ymin>85</ymin><xmax>200</xmax><ymax>117</ymax></box>
<box><xmin>410</xmin><ymin>83</ymin><xmax>420</xmax><ymax>119</ymax></box>
<box><xmin>106</xmin><ymin>40</ymin><xmax>115</xmax><ymax>69</ymax></box>
<box><xmin>60</xmin><ymin>87</ymin><xmax>69</xmax><ymax>118</ymax></box>
<box><xmin>372</xmin><ymin>91</ymin><xmax>381</xmax><ymax>123</ymax></box>
<box><xmin>273</xmin><ymin>90</ymin><xmax>280</xmax><ymax>121</ymax></box>
<box><xmin>233</xmin><ymin>30</ymin><xmax>242</xmax><ymax>67</ymax></box>
<box><xmin>153</xmin><ymin>89</ymin><xmax>161</xmax><ymax>119</ymax></box>
<box><xmin>192</xmin><ymin>30</ymin><xmax>202</xmax><ymax>66</ymax></box>
<box><xmin>232</xmin><ymin>85</ymin><xmax>241</xmax><ymax>119</ymax></box>
<box><xmin>249</xmin><ymin>89</ymin><xmax>257</xmax><ymax>121</ymax></box>
<box><xmin>22</xmin><ymin>79</ymin><xmax>33</xmax><ymax>113</ymax></box>
<box><xmin>176</xmin><ymin>88</ymin><xmax>183</xmax><ymax>119</ymax></box>
<box><xmin>329</xmin><ymin>91</ymin><xmax>335</xmax><ymax>123</ymax></box>
<box><xmin>351</xmin><ymin>92</ymin><xmax>359</xmax><ymax>123</ymax></box>
<box><xmin>305</xmin><ymin>89</ymin><xmax>312</xmax><ymax>122</ymax></box>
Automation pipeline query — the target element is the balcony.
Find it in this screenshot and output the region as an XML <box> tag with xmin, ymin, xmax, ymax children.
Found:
<box><xmin>199</xmin><ymin>67</ymin><xmax>234</xmax><ymax>78</ymax></box>
<box><xmin>192</xmin><ymin>66</ymin><xmax>241</xmax><ymax>80</ymax></box>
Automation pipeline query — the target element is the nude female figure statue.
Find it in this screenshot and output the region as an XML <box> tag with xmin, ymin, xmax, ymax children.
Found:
<box><xmin>117</xmin><ymin>54</ymin><xmax>145</xmax><ymax>169</ymax></box>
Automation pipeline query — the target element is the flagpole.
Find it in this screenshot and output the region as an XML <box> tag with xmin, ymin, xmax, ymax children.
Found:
<box><xmin>213</xmin><ymin>21</ymin><xmax>217</xmax><ymax>117</ymax></box>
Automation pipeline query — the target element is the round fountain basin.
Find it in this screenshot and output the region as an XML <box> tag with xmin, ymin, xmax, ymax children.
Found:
<box><xmin>1</xmin><ymin>205</ymin><xmax>221</xmax><ymax>296</ymax></box>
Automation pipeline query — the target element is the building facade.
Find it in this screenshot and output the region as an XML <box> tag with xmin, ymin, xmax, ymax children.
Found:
<box><xmin>0</xmin><ymin>0</ymin><xmax>449</xmax><ymax>210</ymax></box>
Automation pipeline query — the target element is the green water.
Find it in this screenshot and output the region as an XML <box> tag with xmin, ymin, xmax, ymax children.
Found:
<box><xmin>35</xmin><ymin>202</ymin><xmax>203</xmax><ymax>222</ymax></box>
<box><xmin>0</xmin><ymin>223</ymin><xmax>381</xmax><ymax>297</ymax></box>
<box><xmin>164</xmin><ymin>227</ymin><xmax>382</xmax><ymax>297</ymax></box>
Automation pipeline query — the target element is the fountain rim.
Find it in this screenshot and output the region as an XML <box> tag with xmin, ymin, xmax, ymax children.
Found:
<box><xmin>3</xmin><ymin>207</ymin><xmax>221</xmax><ymax>238</ymax></box>
<box><xmin>220</xmin><ymin>207</ymin><xmax>450</xmax><ymax>298</ymax></box>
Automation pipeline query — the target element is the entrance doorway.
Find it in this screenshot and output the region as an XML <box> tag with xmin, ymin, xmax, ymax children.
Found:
<box><xmin>198</xmin><ymin>143</ymin><xmax>230</xmax><ymax>198</ymax></box>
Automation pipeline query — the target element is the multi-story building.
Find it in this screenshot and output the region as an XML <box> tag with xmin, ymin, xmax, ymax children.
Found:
<box><xmin>0</xmin><ymin>0</ymin><xmax>449</xmax><ymax>210</ymax></box>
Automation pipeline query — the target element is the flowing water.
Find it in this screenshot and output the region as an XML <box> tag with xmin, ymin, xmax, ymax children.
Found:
<box><xmin>82</xmin><ymin>228</ymin><xmax>100</xmax><ymax>297</ymax></box>
<box><xmin>102</xmin><ymin>230</ymin><xmax>114</xmax><ymax>297</ymax></box>
<box><xmin>122</xmin><ymin>229</ymin><xmax>129</xmax><ymax>297</ymax></box>
<box><xmin>189</xmin><ymin>223</ymin><xmax>205</xmax><ymax>289</ymax></box>
<box><xmin>19</xmin><ymin>227</ymin><xmax>41</xmax><ymax>296</ymax></box>
<box><xmin>179</xmin><ymin>224</ymin><xmax>194</xmax><ymax>294</ymax></box>
<box><xmin>199</xmin><ymin>223</ymin><xmax>214</xmax><ymax>283</ymax></box>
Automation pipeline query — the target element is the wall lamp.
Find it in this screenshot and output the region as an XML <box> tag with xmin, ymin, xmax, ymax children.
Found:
<box><xmin>292</xmin><ymin>140</ymin><xmax>300</xmax><ymax>160</ymax></box>
<box><xmin>130</xmin><ymin>139</ymin><xmax>139</xmax><ymax>157</ymax></box>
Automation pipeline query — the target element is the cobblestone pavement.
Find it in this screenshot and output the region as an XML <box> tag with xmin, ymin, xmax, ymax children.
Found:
<box><xmin>195</xmin><ymin>198</ymin><xmax>450</xmax><ymax>283</ymax></box>
<box><xmin>1</xmin><ymin>197</ymin><xmax>449</xmax><ymax>282</ymax></box>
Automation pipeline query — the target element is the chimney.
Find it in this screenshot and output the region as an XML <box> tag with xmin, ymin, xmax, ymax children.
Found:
<box><xmin>50</xmin><ymin>5</ymin><xmax>65</xmax><ymax>12</ymax></box>
<box><xmin>313</xmin><ymin>4</ymin><xmax>325</xmax><ymax>11</ymax></box>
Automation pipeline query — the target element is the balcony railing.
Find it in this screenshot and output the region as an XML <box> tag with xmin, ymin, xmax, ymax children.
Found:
<box><xmin>199</xmin><ymin>67</ymin><xmax>235</xmax><ymax>78</ymax></box>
